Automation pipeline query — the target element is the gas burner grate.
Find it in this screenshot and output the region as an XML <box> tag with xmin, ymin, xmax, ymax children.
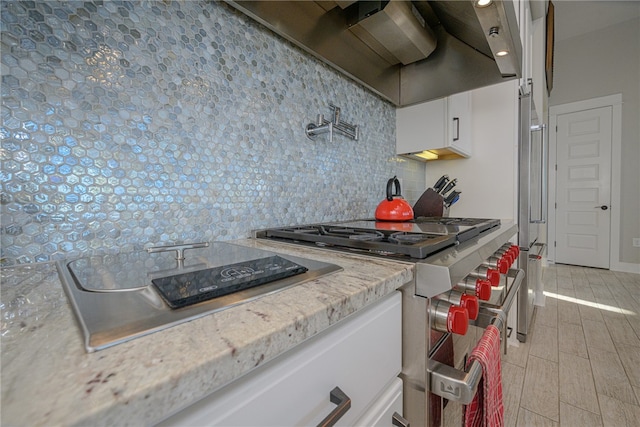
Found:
<box><xmin>388</xmin><ymin>232</ymin><xmax>432</xmax><ymax>245</ymax></box>
<box><xmin>323</xmin><ymin>227</ymin><xmax>385</xmax><ymax>242</ymax></box>
<box><xmin>264</xmin><ymin>224</ymin><xmax>457</xmax><ymax>259</ymax></box>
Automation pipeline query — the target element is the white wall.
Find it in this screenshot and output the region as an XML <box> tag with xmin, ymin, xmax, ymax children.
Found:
<box><xmin>424</xmin><ymin>81</ymin><xmax>519</xmax><ymax>221</ymax></box>
<box><xmin>550</xmin><ymin>17</ymin><xmax>640</xmax><ymax>264</ymax></box>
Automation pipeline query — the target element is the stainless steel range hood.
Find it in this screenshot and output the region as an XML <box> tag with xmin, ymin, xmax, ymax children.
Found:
<box><xmin>224</xmin><ymin>1</ymin><xmax>522</xmax><ymax>106</ymax></box>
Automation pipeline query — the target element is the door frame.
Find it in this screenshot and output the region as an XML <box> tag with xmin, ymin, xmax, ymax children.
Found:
<box><xmin>548</xmin><ymin>93</ymin><xmax>625</xmax><ymax>271</ymax></box>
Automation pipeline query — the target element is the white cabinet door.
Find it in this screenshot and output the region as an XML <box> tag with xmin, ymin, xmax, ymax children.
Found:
<box><xmin>159</xmin><ymin>292</ymin><xmax>402</xmax><ymax>427</ymax></box>
<box><xmin>396</xmin><ymin>92</ymin><xmax>471</xmax><ymax>159</ymax></box>
<box><xmin>353</xmin><ymin>378</ymin><xmax>403</xmax><ymax>427</ymax></box>
<box><xmin>396</xmin><ymin>97</ymin><xmax>446</xmax><ymax>154</ymax></box>
<box><xmin>447</xmin><ymin>92</ymin><xmax>472</xmax><ymax>157</ymax></box>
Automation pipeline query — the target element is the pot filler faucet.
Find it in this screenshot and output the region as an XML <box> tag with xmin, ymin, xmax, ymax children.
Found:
<box><xmin>305</xmin><ymin>103</ymin><xmax>359</xmax><ymax>142</ymax></box>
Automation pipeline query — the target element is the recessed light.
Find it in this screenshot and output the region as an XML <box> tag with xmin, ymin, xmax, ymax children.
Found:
<box><xmin>476</xmin><ymin>0</ymin><xmax>493</xmax><ymax>7</ymax></box>
<box><xmin>496</xmin><ymin>50</ymin><xmax>509</xmax><ymax>57</ymax></box>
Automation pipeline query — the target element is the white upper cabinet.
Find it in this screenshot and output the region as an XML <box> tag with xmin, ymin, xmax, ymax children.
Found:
<box><xmin>396</xmin><ymin>91</ymin><xmax>472</xmax><ymax>161</ymax></box>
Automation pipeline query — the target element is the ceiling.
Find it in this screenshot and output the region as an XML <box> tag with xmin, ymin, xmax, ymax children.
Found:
<box><xmin>552</xmin><ymin>0</ymin><xmax>640</xmax><ymax>41</ymax></box>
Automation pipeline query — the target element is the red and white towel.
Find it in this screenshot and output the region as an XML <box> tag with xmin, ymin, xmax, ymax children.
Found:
<box><xmin>463</xmin><ymin>325</ymin><xmax>504</xmax><ymax>427</ymax></box>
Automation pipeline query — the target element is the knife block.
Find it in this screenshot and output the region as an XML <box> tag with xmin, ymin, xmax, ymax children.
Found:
<box><xmin>413</xmin><ymin>188</ymin><xmax>449</xmax><ymax>217</ymax></box>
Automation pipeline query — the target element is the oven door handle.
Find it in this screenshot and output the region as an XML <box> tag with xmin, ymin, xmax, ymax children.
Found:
<box><xmin>428</xmin><ymin>268</ymin><xmax>525</xmax><ymax>404</ymax></box>
<box><xmin>475</xmin><ymin>268</ymin><xmax>525</xmax><ymax>331</ymax></box>
<box><xmin>428</xmin><ymin>358</ymin><xmax>482</xmax><ymax>405</ymax></box>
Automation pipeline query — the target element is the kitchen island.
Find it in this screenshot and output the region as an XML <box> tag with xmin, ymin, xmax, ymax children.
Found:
<box><xmin>0</xmin><ymin>239</ymin><xmax>413</xmax><ymax>426</ymax></box>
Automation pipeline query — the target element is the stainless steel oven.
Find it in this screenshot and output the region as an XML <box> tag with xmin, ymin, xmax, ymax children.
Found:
<box><xmin>256</xmin><ymin>218</ymin><xmax>523</xmax><ymax>426</ymax></box>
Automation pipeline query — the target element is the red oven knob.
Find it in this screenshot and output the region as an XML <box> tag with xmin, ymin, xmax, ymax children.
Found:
<box><xmin>499</xmin><ymin>256</ymin><xmax>511</xmax><ymax>273</ymax></box>
<box><xmin>448</xmin><ymin>306</ymin><xmax>469</xmax><ymax>335</ymax></box>
<box><xmin>476</xmin><ymin>279</ymin><xmax>492</xmax><ymax>300</ymax></box>
<box><xmin>469</xmin><ymin>265</ymin><xmax>500</xmax><ymax>286</ymax></box>
<box><xmin>435</xmin><ymin>290</ymin><xmax>479</xmax><ymax>321</ymax></box>
<box><xmin>498</xmin><ymin>244</ymin><xmax>519</xmax><ymax>263</ymax></box>
<box><xmin>503</xmin><ymin>248</ymin><xmax>517</xmax><ymax>265</ymax></box>
<box><xmin>470</xmin><ymin>266</ymin><xmax>500</xmax><ymax>286</ymax></box>
<box><xmin>485</xmin><ymin>256</ymin><xmax>510</xmax><ymax>274</ymax></box>
<box><xmin>431</xmin><ymin>300</ymin><xmax>469</xmax><ymax>335</ymax></box>
<box><xmin>487</xmin><ymin>268</ymin><xmax>500</xmax><ymax>286</ymax></box>
<box><xmin>455</xmin><ymin>277</ymin><xmax>492</xmax><ymax>301</ymax></box>
<box><xmin>498</xmin><ymin>248</ymin><xmax>515</xmax><ymax>264</ymax></box>
<box><xmin>509</xmin><ymin>245</ymin><xmax>520</xmax><ymax>259</ymax></box>
<box><xmin>460</xmin><ymin>294</ymin><xmax>479</xmax><ymax>321</ymax></box>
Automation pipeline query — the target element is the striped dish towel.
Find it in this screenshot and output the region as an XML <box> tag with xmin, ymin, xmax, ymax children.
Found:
<box><xmin>462</xmin><ymin>325</ymin><xmax>504</xmax><ymax>427</ymax></box>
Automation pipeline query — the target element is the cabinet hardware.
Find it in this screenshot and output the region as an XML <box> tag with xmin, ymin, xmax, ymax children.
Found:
<box><xmin>452</xmin><ymin>117</ymin><xmax>460</xmax><ymax>141</ymax></box>
<box><xmin>392</xmin><ymin>411</ymin><xmax>410</xmax><ymax>427</ymax></box>
<box><xmin>317</xmin><ymin>386</ymin><xmax>351</xmax><ymax>427</ymax></box>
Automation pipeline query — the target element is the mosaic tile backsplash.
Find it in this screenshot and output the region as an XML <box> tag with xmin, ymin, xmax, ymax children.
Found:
<box><xmin>0</xmin><ymin>0</ymin><xmax>424</xmax><ymax>265</ymax></box>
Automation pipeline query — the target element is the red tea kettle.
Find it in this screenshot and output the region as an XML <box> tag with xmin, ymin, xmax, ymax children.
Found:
<box><xmin>375</xmin><ymin>176</ymin><xmax>414</xmax><ymax>221</ymax></box>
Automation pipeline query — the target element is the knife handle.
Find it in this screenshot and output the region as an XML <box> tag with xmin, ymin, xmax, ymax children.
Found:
<box><xmin>444</xmin><ymin>190</ymin><xmax>461</xmax><ymax>205</ymax></box>
<box><xmin>433</xmin><ymin>175</ymin><xmax>449</xmax><ymax>192</ymax></box>
<box><xmin>440</xmin><ymin>178</ymin><xmax>457</xmax><ymax>195</ymax></box>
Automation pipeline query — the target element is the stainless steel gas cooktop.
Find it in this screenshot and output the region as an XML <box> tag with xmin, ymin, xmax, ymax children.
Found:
<box><xmin>257</xmin><ymin>218</ymin><xmax>501</xmax><ymax>260</ymax></box>
<box><xmin>57</xmin><ymin>242</ymin><xmax>342</xmax><ymax>352</ymax></box>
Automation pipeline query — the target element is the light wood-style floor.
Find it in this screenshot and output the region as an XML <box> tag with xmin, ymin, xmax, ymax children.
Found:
<box><xmin>502</xmin><ymin>263</ymin><xmax>640</xmax><ymax>426</ymax></box>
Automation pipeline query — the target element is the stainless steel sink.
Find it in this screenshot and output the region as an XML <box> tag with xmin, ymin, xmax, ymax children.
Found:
<box><xmin>56</xmin><ymin>242</ymin><xmax>342</xmax><ymax>352</ymax></box>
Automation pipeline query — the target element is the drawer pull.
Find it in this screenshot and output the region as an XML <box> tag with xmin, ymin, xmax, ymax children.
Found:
<box><xmin>392</xmin><ymin>411</ymin><xmax>410</xmax><ymax>427</ymax></box>
<box><xmin>317</xmin><ymin>386</ymin><xmax>351</xmax><ymax>427</ymax></box>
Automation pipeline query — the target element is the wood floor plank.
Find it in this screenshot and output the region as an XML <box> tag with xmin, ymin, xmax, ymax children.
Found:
<box><xmin>558</xmin><ymin>323</ymin><xmax>588</xmax><ymax>358</ymax></box>
<box><xmin>502</xmin><ymin>362</ymin><xmax>525</xmax><ymax>427</ymax></box>
<box><xmin>557</xmin><ymin>299</ymin><xmax>582</xmax><ymax>326</ymax></box>
<box><xmin>582</xmin><ymin>319</ymin><xmax>615</xmax><ymax>351</ymax></box>
<box><xmin>517</xmin><ymin>408</ymin><xmax>559</xmax><ymax>426</ymax></box>
<box><xmin>599</xmin><ymin>394</ymin><xmax>640</xmax><ymax>427</ymax></box>
<box><xmin>529</xmin><ymin>325</ymin><xmax>558</xmax><ymax>362</ymax></box>
<box><xmin>558</xmin><ymin>352</ymin><xmax>599</xmax><ymax>413</ymax></box>
<box><xmin>616</xmin><ymin>343</ymin><xmax>640</xmax><ymax>388</ymax></box>
<box><xmin>603</xmin><ymin>316</ymin><xmax>640</xmax><ymax>347</ymax></box>
<box><xmin>589</xmin><ymin>346</ymin><xmax>638</xmax><ymax>404</ymax></box>
<box><xmin>559</xmin><ymin>402</ymin><xmax>603</xmax><ymax>426</ymax></box>
<box><xmin>521</xmin><ymin>355</ymin><xmax>559</xmax><ymax>421</ymax></box>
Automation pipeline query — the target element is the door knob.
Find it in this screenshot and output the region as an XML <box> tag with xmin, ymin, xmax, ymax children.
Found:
<box><xmin>595</xmin><ymin>205</ymin><xmax>609</xmax><ymax>210</ymax></box>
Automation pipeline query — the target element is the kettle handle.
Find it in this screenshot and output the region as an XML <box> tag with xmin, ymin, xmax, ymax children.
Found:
<box><xmin>386</xmin><ymin>176</ymin><xmax>401</xmax><ymax>201</ymax></box>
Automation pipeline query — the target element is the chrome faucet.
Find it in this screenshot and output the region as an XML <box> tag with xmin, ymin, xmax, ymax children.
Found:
<box><xmin>305</xmin><ymin>114</ymin><xmax>334</xmax><ymax>142</ymax></box>
<box><xmin>329</xmin><ymin>103</ymin><xmax>359</xmax><ymax>141</ymax></box>
<box><xmin>305</xmin><ymin>104</ymin><xmax>359</xmax><ymax>142</ymax></box>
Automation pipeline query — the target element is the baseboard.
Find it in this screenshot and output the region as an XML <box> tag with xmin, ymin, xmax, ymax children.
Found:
<box><xmin>610</xmin><ymin>262</ymin><xmax>640</xmax><ymax>274</ymax></box>
<box><xmin>545</xmin><ymin>259</ymin><xmax>639</xmax><ymax>274</ymax></box>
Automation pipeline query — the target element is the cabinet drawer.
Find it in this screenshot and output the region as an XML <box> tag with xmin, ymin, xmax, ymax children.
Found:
<box><xmin>160</xmin><ymin>292</ymin><xmax>402</xmax><ymax>426</ymax></box>
<box><xmin>354</xmin><ymin>377</ymin><xmax>403</xmax><ymax>427</ymax></box>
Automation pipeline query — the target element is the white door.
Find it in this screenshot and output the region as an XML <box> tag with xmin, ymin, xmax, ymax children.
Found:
<box><xmin>555</xmin><ymin>106</ymin><xmax>612</xmax><ymax>268</ymax></box>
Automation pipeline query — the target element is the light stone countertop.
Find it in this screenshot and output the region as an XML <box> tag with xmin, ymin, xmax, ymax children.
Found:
<box><xmin>0</xmin><ymin>239</ymin><xmax>413</xmax><ymax>426</ymax></box>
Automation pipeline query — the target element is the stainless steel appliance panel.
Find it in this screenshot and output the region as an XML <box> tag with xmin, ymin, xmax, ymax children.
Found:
<box><xmin>517</xmin><ymin>242</ymin><xmax>545</xmax><ymax>341</ymax></box>
<box><xmin>57</xmin><ymin>242</ymin><xmax>342</xmax><ymax>352</ymax></box>
<box><xmin>517</xmin><ymin>88</ymin><xmax>548</xmax><ymax>342</ymax></box>
<box><xmin>224</xmin><ymin>1</ymin><xmax>522</xmax><ymax>106</ymax></box>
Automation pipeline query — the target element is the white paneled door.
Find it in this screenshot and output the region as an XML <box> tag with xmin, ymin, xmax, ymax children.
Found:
<box><xmin>555</xmin><ymin>106</ymin><xmax>612</xmax><ymax>268</ymax></box>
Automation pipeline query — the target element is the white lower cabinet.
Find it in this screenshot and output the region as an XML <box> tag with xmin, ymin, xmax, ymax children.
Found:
<box><xmin>159</xmin><ymin>292</ymin><xmax>402</xmax><ymax>426</ymax></box>
<box><xmin>353</xmin><ymin>377</ymin><xmax>403</xmax><ymax>427</ymax></box>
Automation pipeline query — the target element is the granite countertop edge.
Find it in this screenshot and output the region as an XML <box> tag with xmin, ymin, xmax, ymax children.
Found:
<box><xmin>0</xmin><ymin>238</ymin><xmax>413</xmax><ymax>427</ymax></box>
